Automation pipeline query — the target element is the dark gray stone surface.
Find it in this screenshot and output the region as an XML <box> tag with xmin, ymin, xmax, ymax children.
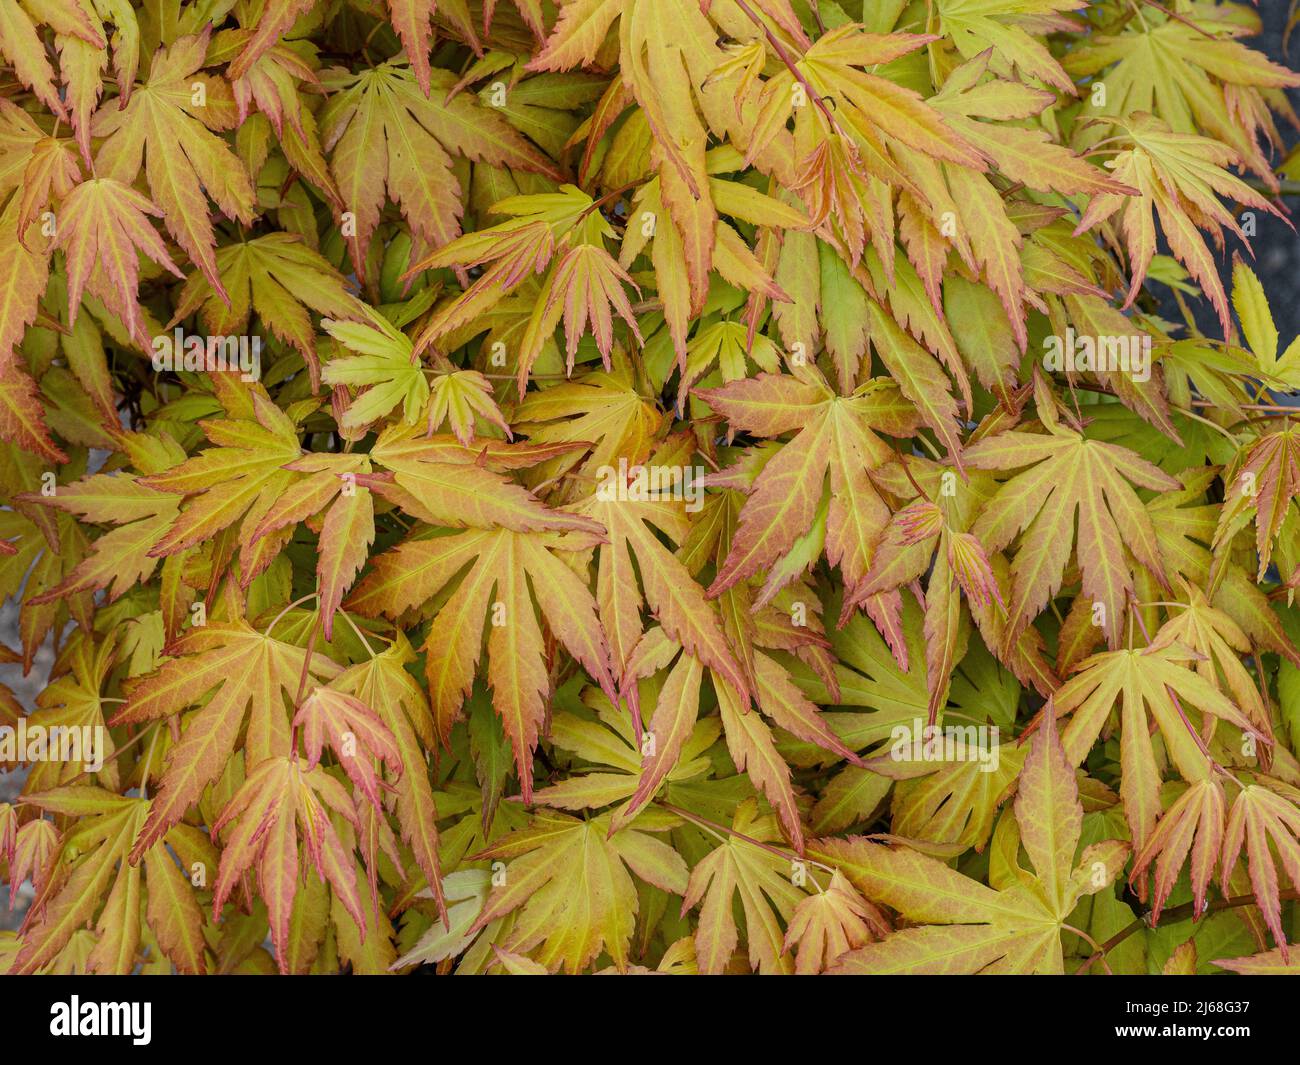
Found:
<box><xmin>1205</xmin><ymin>0</ymin><xmax>1299</xmax><ymax>338</ymax></box>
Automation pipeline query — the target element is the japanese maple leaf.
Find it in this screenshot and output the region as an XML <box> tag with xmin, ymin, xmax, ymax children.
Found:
<box><xmin>681</xmin><ymin>799</ymin><xmax>816</xmax><ymax>975</ymax></box>
<box><xmin>784</xmin><ymin>588</ymin><xmax>929</xmax><ymax>731</ymax></box>
<box><xmin>92</xmin><ymin>28</ymin><xmax>257</xmax><ymax>300</ymax></box>
<box><xmin>318</xmin><ymin>61</ymin><xmax>560</xmax><ymax>271</ymax></box>
<box><xmin>227</xmin><ymin>35</ymin><xmax>319</xmax><ymax>136</ymax></box>
<box><xmin>408</xmin><ymin>185</ymin><xmax>597</xmax><ymax>351</ymax></box>
<box><xmin>0</xmin><ymin>0</ymin><xmax>102</xmax><ymax>121</ymax></box>
<box><xmin>1065</xmin><ymin>11</ymin><xmax>1300</xmax><ymax>180</ymax></box>
<box><xmin>851</xmin><ymin>484</ymin><xmax>1004</xmax><ymax>723</ymax></box>
<box><xmin>739</xmin><ymin>607</ymin><xmax>907</xmax><ymax>835</ymax></box>
<box><xmin>1221</xmin><ymin>779</ymin><xmax>1300</xmax><ymax>962</ymax></box>
<box><xmin>0</xmin><ymin>98</ymin><xmax>81</xmax><ymax>237</ymax></box>
<box><xmin>13</xmin><ymin>787</ymin><xmax>210</xmax><ymax>975</ymax></box>
<box><xmin>0</xmin><ymin>674</ymin><xmax>17</xmax><ymax>756</ymax></box>
<box><xmin>0</xmin><ymin>803</ymin><xmax>14</xmax><ymax>874</ymax></box>
<box><xmin>698</xmin><ymin>367</ymin><xmax>922</xmax><ymax>604</ymax></box>
<box><xmin>232</xmin><ymin>0</ymin><xmax>495</xmax><ymax>96</ymax></box>
<box><xmin>52</xmin><ymin>177</ymin><xmax>183</xmax><ymax>348</ymax></box>
<box><xmin>1</xmin><ymin>813</ymin><xmax>56</xmax><ymax>912</ymax></box>
<box><xmin>814</xmin><ymin>712</ymin><xmax>1129</xmax><ymax>974</ymax></box>
<box><xmin>20</xmin><ymin>457</ymin><xmax>185</xmax><ymax>606</ymax></box>
<box><xmin>109</xmin><ymin>620</ymin><xmax>342</xmax><ymax>863</ymax></box>
<box><xmin>362</xmin><ymin>423</ymin><xmax>605</xmax><ymax>534</ymax></box>
<box><xmin>530</xmin><ymin>678</ymin><xmax>722</xmax><ymax>815</ymax></box>
<box><xmin>512</xmin><ymin>361</ymin><xmax>665</xmax><ymax>491</ymax></box>
<box><xmin>48</xmin><ymin>2</ymin><xmax>137</xmax><ymax>166</ymax></box>
<box><xmin>785</xmin><ymin>591</ymin><xmax>1030</xmax><ymax>846</ymax></box>
<box><xmin>387</xmin><ymin>0</ymin><xmax>444</xmax><ymax>95</ymax></box>
<box><xmin>588</xmin><ymin>0</ymin><xmax>731</xmax><ymax>272</ymax></box>
<box><xmin>0</xmin><ymin>202</ymin><xmax>61</xmax><ymax>462</ymax></box>
<box><xmin>330</xmin><ymin>636</ymin><xmax>447</xmax><ymax>918</ymax></box>
<box><xmin>423</xmin><ymin>370</ymin><xmax>511</xmax><ymax>445</ymax></box>
<box><xmin>855</xmin><ymin>481</ymin><xmax>1053</xmax><ymax>695</ymax></box>
<box><xmin>412</xmin><ymin>186</ymin><xmax>645</xmax><ymax>394</ymax></box>
<box><xmin>170</xmin><ymin>234</ymin><xmax>368</xmax><ymax>389</ymax></box>
<box><xmin>878</xmin><ymin>731</ymin><xmax>1029</xmax><ymax>854</ymax></box>
<box><xmin>1059</xmin><ymin>292</ymin><xmax>1181</xmax><ymax>441</ymax></box>
<box><xmin>617</xmin><ymin>150</ymin><xmax>807</xmax><ymax>368</ymax></box>
<box><xmin>321</xmin><ymin>315</ymin><xmax>431</xmax><ymax>431</ymax></box>
<box><xmin>1159</xmin><ymin>939</ymin><xmax>1197</xmax><ymax>975</ymax></box>
<box><xmin>1047</xmin><ymin>642</ymin><xmax>1266</xmax><ymax>851</ymax></box>
<box><xmin>140</xmin><ymin>386</ymin><xmax>305</xmax><ymax>586</ymax></box>
<box><xmin>0</xmin><ymin>508</ymin><xmax>92</xmax><ymax>671</ymax></box>
<box><xmin>573</xmin><ymin>480</ymin><xmax>751</xmax><ymax>706</ymax></box>
<box><xmin>795</xmin><ymin>26</ymin><xmax>987</xmax><ymax>171</ymax></box>
<box><xmin>605</xmin><ymin>623</ymin><xmax>859</xmax><ymax>852</ymax></box>
<box><xmin>757</xmin><ymin>225</ymin><xmax>865</xmax><ymax>397</ymax></box>
<box><xmin>1137</xmin><ymin>469</ymin><xmax>1300</xmax><ymax>673</ymax></box>
<box><xmin>346</xmin><ymin>525</ymin><xmax>615</xmax><ymax>801</ymax></box>
<box><xmin>294</xmin><ymin>686</ymin><xmax>401</xmax><ymax>809</ymax></box>
<box><xmin>963</xmin><ymin>423</ymin><xmax>1180</xmax><ymax>649</ymax></box>
<box><xmin>1147</xmin><ymin>580</ymin><xmax>1272</xmax><ymax>739</ymax></box>
<box><xmin>19</xmin><ymin>631</ymin><xmax>118</xmax><ymax>793</ymax></box>
<box><xmin>1215</xmin><ymin>947</ymin><xmax>1300</xmax><ymax>974</ymax></box>
<box><xmin>733</xmin><ymin>24</ymin><xmax>985</xmax><ymax>231</ymax></box>
<box><xmin>532</xmin><ymin>0</ymin><xmax>804</xmax><ymax>317</ymax></box>
<box><xmin>520</xmin><ymin>242</ymin><xmax>642</xmax><ymax>385</ymax></box>
<box><xmin>220</xmin><ymin>35</ymin><xmax>341</xmax><ymax>208</ymax></box>
<box><xmin>1073</xmin><ymin>114</ymin><xmax>1282</xmax><ymax>337</ymax></box>
<box><xmin>945</xmin><ymin>159</ymin><xmax>1040</xmax><ymax>346</ymax></box>
<box><xmin>465</xmin><ymin>807</ymin><xmax>689</xmax><ymax>973</ymax></box>
<box><xmin>1130</xmin><ymin>777</ymin><xmax>1225</xmax><ymax>923</ymax></box>
<box><xmin>930</xmin><ymin>53</ymin><xmax>1134</xmax><ymax>203</ymax></box>
<box><xmin>936</xmin><ymin>0</ymin><xmax>1084</xmax><ymax>93</ymax></box>
<box><xmin>597</xmin><ymin>481</ymin><xmax>859</xmax><ymax>847</ymax></box>
<box><xmin>777</xmin><ymin>32</ymin><xmax>1033</xmax><ymax>340</ymax></box>
<box><xmin>783</xmin><ymin>869</ymin><xmax>889</xmax><ymax>975</ymax></box>
<box><xmin>673</xmin><ymin>320</ymin><xmax>781</xmax><ymax>411</ymax></box>
<box><xmin>227</xmin><ymin>0</ymin><xmax>318</xmax><ymax>82</ymax></box>
<box><xmin>1233</xmin><ymin>256</ymin><xmax>1300</xmax><ymax>392</ymax></box>
<box><xmin>391</xmin><ymin>869</ymin><xmax>499</xmax><ymax>971</ymax></box>
<box><xmin>210</xmin><ymin>755</ymin><xmax>367</xmax><ymax>974</ymax></box>
<box><xmin>1213</xmin><ymin>424</ymin><xmax>1300</xmax><ymax>582</ymax></box>
<box><xmin>248</xmin><ymin>452</ymin><xmax>374</xmax><ymax>641</ymax></box>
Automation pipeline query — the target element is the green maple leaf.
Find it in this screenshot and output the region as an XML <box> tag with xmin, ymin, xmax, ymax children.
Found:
<box><xmin>814</xmin><ymin>713</ymin><xmax>1129</xmax><ymax>974</ymax></box>
<box><xmin>465</xmin><ymin>807</ymin><xmax>689</xmax><ymax>973</ymax></box>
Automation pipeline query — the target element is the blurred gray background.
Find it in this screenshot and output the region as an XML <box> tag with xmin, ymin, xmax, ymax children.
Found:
<box><xmin>1216</xmin><ymin>0</ymin><xmax>1300</xmax><ymax>338</ymax></box>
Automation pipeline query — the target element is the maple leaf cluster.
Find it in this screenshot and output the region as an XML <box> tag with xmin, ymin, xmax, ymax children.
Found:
<box><xmin>1</xmin><ymin>0</ymin><xmax>1299</xmax><ymax>977</ymax></box>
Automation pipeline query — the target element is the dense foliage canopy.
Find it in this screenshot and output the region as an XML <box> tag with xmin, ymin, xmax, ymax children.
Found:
<box><xmin>2</xmin><ymin>0</ymin><xmax>1300</xmax><ymax>976</ymax></box>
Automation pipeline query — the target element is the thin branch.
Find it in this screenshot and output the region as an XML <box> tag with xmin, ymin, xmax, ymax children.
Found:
<box><xmin>1074</xmin><ymin>890</ymin><xmax>1300</xmax><ymax>973</ymax></box>
<box><xmin>1063</xmin><ymin>924</ymin><xmax>1114</xmax><ymax>975</ymax></box>
<box><xmin>1139</xmin><ymin>0</ymin><xmax>1217</xmax><ymax>39</ymax></box>
<box><xmin>731</xmin><ymin>0</ymin><xmax>845</xmax><ymax>138</ymax></box>
<box><xmin>264</xmin><ymin>593</ymin><xmax>318</xmax><ymax>639</ymax></box>
<box><xmin>656</xmin><ymin>801</ymin><xmax>835</xmax><ymax>874</ymax></box>
<box><xmin>337</xmin><ymin>608</ymin><xmax>384</xmax><ymax>657</ymax></box>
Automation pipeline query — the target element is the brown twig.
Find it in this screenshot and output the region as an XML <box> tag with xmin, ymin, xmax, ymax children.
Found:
<box><xmin>731</xmin><ymin>0</ymin><xmax>845</xmax><ymax>138</ymax></box>
<box><xmin>1074</xmin><ymin>889</ymin><xmax>1300</xmax><ymax>974</ymax></box>
<box><xmin>656</xmin><ymin>801</ymin><xmax>835</xmax><ymax>874</ymax></box>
